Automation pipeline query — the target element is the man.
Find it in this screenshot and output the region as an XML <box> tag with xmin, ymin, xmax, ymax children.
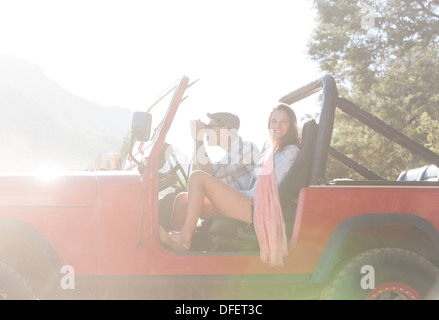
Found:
<box><xmin>191</xmin><ymin>112</ymin><xmax>261</xmax><ymax>191</ymax></box>
<box><xmin>169</xmin><ymin>112</ymin><xmax>261</xmax><ymax>230</ymax></box>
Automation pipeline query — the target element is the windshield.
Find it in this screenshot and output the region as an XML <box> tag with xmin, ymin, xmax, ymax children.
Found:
<box><xmin>145</xmin><ymin>82</ymin><xmax>180</xmax><ymax>151</ymax></box>
<box><xmin>123</xmin><ymin>76</ymin><xmax>232</xmax><ymax>173</ymax></box>
<box><xmin>123</xmin><ymin>77</ymin><xmax>188</xmax><ymax>170</ymax></box>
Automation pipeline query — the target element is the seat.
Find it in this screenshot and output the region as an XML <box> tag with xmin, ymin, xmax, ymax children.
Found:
<box><xmin>397</xmin><ymin>165</ymin><xmax>439</xmax><ymax>181</ymax></box>
<box><xmin>205</xmin><ymin>118</ymin><xmax>318</xmax><ymax>251</ymax></box>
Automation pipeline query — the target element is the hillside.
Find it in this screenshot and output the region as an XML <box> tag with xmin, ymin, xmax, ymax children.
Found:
<box><xmin>0</xmin><ymin>55</ymin><xmax>133</xmax><ymax>172</ymax></box>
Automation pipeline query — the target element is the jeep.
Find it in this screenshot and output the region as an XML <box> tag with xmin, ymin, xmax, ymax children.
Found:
<box><xmin>1</xmin><ymin>75</ymin><xmax>439</xmax><ymax>300</ymax></box>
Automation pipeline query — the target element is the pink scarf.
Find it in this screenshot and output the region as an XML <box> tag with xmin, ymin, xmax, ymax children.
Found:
<box><xmin>253</xmin><ymin>151</ymin><xmax>288</xmax><ymax>267</ymax></box>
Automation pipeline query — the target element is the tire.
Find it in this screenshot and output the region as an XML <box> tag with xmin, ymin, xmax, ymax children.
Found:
<box><xmin>0</xmin><ymin>261</ymin><xmax>35</xmax><ymax>300</ymax></box>
<box><xmin>321</xmin><ymin>248</ymin><xmax>439</xmax><ymax>300</ymax></box>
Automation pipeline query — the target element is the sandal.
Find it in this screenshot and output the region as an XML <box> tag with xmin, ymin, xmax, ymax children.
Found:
<box><xmin>158</xmin><ymin>226</ymin><xmax>190</xmax><ymax>252</ymax></box>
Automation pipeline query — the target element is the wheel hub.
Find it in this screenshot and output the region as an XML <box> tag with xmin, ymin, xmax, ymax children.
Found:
<box><xmin>366</xmin><ymin>282</ymin><xmax>422</xmax><ymax>300</ymax></box>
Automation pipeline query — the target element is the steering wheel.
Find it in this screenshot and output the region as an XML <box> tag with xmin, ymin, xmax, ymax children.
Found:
<box><xmin>158</xmin><ymin>143</ymin><xmax>189</xmax><ymax>191</ymax></box>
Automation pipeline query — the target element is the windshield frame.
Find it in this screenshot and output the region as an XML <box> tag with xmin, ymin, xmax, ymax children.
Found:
<box><xmin>124</xmin><ymin>76</ymin><xmax>190</xmax><ymax>170</ymax></box>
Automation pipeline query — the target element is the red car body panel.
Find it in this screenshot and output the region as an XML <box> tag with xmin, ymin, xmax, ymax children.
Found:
<box><xmin>2</xmin><ymin>170</ymin><xmax>438</xmax><ymax>279</ymax></box>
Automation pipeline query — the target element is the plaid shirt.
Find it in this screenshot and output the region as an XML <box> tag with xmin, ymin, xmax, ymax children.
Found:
<box><xmin>212</xmin><ymin>137</ymin><xmax>261</xmax><ymax>191</ymax></box>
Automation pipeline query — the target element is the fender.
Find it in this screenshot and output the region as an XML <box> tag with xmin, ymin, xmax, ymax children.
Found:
<box><xmin>0</xmin><ymin>218</ymin><xmax>63</xmax><ymax>274</ymax></box>
<box><xmin>310</xmin><ymin>213</ymin><xmax>439</xmax><ymax>283</ymax></box>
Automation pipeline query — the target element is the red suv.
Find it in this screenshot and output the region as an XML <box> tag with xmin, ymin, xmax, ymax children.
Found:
<box><xmin>1</xmin><ymin>75</ymin><xmax>439</xmax><ymax>300</ymax></box>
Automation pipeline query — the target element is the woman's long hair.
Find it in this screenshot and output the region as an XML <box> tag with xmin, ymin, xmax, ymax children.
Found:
<box><xmin>267</xmin><ymin>103</ymin><xmax>300</xmax><ymax>151</ymax></box>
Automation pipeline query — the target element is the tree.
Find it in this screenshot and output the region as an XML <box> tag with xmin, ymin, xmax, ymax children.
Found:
<box><xmin>308</xmin><ymin>0</ymin><xmax>439</xmax><ymax>180</ymax></box>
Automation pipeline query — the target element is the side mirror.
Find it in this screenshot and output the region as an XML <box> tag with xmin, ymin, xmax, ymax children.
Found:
<box><xmin>131</xmin><ymin>112</ymin><xmax>152</xmax><ymax>142</ymax></box>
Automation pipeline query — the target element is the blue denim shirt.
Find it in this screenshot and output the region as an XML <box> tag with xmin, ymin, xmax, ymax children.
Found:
<box><xmin>240</xmin><ymin>144</ymin><xmax>300</xmax><ymax>200</ymax></box>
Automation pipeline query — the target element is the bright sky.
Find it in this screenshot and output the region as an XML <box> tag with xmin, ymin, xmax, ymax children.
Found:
<box><xmin>0</xmin><ymin>0</ymin><xmax>322</xmax><ymax>158</ymax></box>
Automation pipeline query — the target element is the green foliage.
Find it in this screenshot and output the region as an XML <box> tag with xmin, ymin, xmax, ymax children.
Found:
<box><xmin>418</xmin><ymin>112</ymin><xmax>439</xmax><ymax>153</ymax></box>
<box><xmin>308</xmin><ymin>0</ymin><xmax>439</xmax><ymax>180</ymax></box>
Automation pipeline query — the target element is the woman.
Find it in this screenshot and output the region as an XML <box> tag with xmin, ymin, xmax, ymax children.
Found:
<box><xmin>160</xmin><ymin>104</ymin><xmax>300</xmax><ymax>265</ymax></box>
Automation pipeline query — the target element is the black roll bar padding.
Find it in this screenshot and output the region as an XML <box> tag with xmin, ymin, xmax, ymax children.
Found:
<box><xmin>280</xmin><ymin>75</ymin><xmax>339</xmax><ymax>185</ymax></box>
<box><xmin>279</xmin><ymin>78</ymin><xmax>324</xmax><ymax>105</ymax></box>
<box><xmin>280</xmin><ymin>74</ymin><xmax>439</xmax><ymax>183</ymax></box>
<box><xmin>329</xmin><ymin>146</ymin><xmax>387</xmax><ymax>181</ymax></box>
<box><xmin>310</xmin><ymin>75</ymin><xmax>338</xmax><ymax>185</ymax></box>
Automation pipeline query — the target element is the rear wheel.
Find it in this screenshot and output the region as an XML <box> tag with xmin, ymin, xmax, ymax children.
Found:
<box><xmin>0</xmin><ymin>261</ymin><xmax>35</xmax><ymax>299</ymax></box>
<box><xmin>321</xmin><ymin>248</ymin><xmax>439</xmax><ymax>300</ymax></box>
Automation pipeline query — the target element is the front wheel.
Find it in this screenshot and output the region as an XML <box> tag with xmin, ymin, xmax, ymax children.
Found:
<box><xmin>0</xmin><ymin>261</ymin><xmax>35</xmax><ymax>300</ymax></box>
<box><xmin>321</xmin><ymin>248</ymin><xmax>439</xmax><ymax>300</ymax></box>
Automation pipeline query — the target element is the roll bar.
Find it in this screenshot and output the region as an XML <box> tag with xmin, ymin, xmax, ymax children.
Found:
<box><xmin>279</xmin><ymin>74</ymin><xmax>439</xmax><ymax>183</ymax></box>
<box><xmin>280</xmin><ymin>75</ymin><xmax>338</xmax><ymax>184</ymax></box>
